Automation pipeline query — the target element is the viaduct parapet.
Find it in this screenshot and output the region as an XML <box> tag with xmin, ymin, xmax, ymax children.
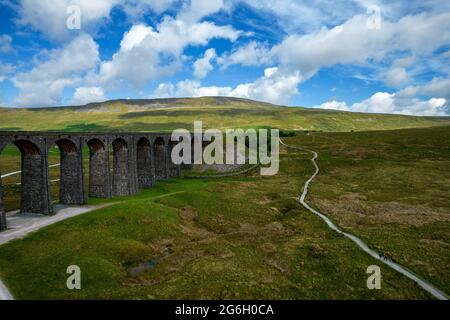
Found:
<box><xmin>0</xmin><ymin>132</ymin><xmax>186</xmax><ymax>230</ymax></box>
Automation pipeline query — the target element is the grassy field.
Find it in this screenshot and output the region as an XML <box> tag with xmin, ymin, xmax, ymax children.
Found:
<box><xmin>286</xmin><ymin>126</ymin><xmax>450</xmax><ymax>294</ymax></box>
<box><xmin>0</xmin><ymin>126</ymin><xmax>448</xmax><ymax>299</ymax></box>
<box><xmin>0</xmin><ymin>97</ymin><xmax>448</xmax><ymax>132</ymax></box>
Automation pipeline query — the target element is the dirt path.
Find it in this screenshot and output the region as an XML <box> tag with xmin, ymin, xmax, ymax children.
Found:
<box><xmin>1</xmin><ymin>163</ymin><xmax>60</xmax><ymax>179</ymax></box>
<box><xmin>0</xmin><ymin>203</ymin><xmax>112</xmax><ymax>300</ymax></box>
<box><xmin>280</xmin><ymin>139</ymin><xmax>448</xmax><ymax>300</ymax></box>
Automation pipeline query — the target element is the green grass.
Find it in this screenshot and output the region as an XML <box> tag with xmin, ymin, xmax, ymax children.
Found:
<box><xmin>1</xmin><ymin>127</ymin><xmax>448</xmax><ymax>299</ymax></box>
<box><xmin>284</xmin><ymin>126</ymin><xmax>450</xmax><ymax>294</ymax></box>
<box><xmin>0</xmin><ymin>97</ymin><xmax>448</xmax><ymax>133</ymax></box>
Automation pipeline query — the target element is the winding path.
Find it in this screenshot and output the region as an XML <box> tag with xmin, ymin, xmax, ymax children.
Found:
<box><xmin>280</xmin><ymin>139</ymin><xmax>448</xmax><ymax>300</ymax></box>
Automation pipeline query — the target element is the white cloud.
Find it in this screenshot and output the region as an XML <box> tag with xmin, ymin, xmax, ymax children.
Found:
<box><xmin>11</xmin><ymin>0</ymin><xmax>241</xmax><ymax>106</ymax></box>
<box><xmin>9</xmin><ymin>1</ymin><xmax>450</xmax><ymax>110</ymax></box>
<box><xmin>274</xmin><ymin>18</ymin><xmax>365</xmax><ymax>77</ymax></box>
<box><xmin>218</xmin><ymin>41</ymin><xmax>272</xmax><ymax>69</ymax></box>
<box><xmin>317</xmin><ymin>100</ymin><xmax>350</xmax><ymax>111</ymax></box>
<box><xmin>16</xmin><ymin>0</ymin><xmax>225</xmax><ymax>40</ymax></box>
<box><xmin>177</xmin><ymin>0</ymin><xmax>224</xmax><ymax>25</ymax></box>
<box><xmin>397</xmin><ymin>77</ymin><xmax>450</xmax><ymax>101</ymax></box>
<box><xmin>154</xmin><ymin>79</ymin><xmax>233</xmax><ymax>98</ymax></box>
<box><xmin>153</xmin><ymin>82</ymin><xmax>176</xmax><ymax>98</ymax></box>
<box><xmin>71</xmin><ymin>86</ymin><xmax>106</xmax><ymax>105</ymax></box>
<box><xmin>17</xmin><ymin>0</ymin><xmax>120</xmax><ymax>40</ymax></box>
<box><xmin>391</xmin><ymin>56</ymin><xmax>416</xmax><ymax>68</ymax></box>
<box><xmin>154</xmin><ymin>67</ymin><xmax>301</xmax><ymax>104</ymax></box>
<box><xmin>93</xmin><ymin>7</ymin><xmax>241</xmax><ymax>88</ymax></box>
<box><xmin>419</xmin><ymin>77</ymin><xmax>450</xmax><ymax>99</ymax></box>
<box><xmin>229</xmin><ymin>67</ymin><xmax>301</xmax><ymax>104</ymax></box>
<box><xmin>220</xmin><ymin>11</ymin><xmax>450</xmax><ymax>84</ymax></box>
<box><xmin>193</xmin><ymin>48</ymin><xmax>216</xmax><ymax>78</ymax></box>
<box><xmin>238</xmin><ymin>0</ymin><xmax>450</xmax><ymax>34</ymax></box>
<box><xmin>0</xmin><ymin>63</ymin><xmax>14</xmax><ymax>82</ymax></box>
<box><xmin>12</xmin><ymin>34</ymin><xmax>99</xmax><ymax>107</ymax></box>
<box><xmin>314</xmin><ymin>92</ymin><xmax>448</xmax><ymax>116</ymax></box>
<box><xmin>0</xmin><ymin>35</ymin><xmax>13</xmax><ymax>53</ymax></box>
<box><xmin>120</xmin><ymin>0</ymin><xmax>176</xmax><ymax>19</ymax></box>
<box><xmin>238</xmin><ymin>0</ymin><xmax>361</xmax><ymax>33</ymax></box>
<box><xmin>119</xmin><ymin>24</ymin><xmax>154</xmax><ymax>51</ymax></box>
<box><xmin>385</xmin><ymin>67</ymin><xmax>408</xmax><ymax>87</ymax></box>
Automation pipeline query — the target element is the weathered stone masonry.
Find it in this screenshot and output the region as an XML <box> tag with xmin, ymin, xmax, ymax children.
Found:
<box><xmin>0</xmin><ymin>132</ymin><xmax>187</xmax><ymax>230</ymax></box>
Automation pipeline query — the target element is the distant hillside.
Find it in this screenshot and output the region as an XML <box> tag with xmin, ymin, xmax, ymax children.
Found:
<box><xmin>0</xmin><ymin>97</ymin><xmax>448</xmax><ymax>132</ymax></box>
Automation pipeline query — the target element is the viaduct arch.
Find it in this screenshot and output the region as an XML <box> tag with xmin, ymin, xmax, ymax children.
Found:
<box><xmin>0</xmin><ymin>132</ymin><xmax>191</xmax><ymax>230</ymax></box>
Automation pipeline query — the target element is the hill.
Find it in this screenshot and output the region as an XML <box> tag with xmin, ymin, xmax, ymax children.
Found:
<box><xmin>0</xmin><ymin>97</ymin><xmax>448</xmax><ymax>132</ymax></box>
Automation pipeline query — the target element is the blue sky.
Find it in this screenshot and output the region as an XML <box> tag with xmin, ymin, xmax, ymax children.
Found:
<box><xmin>0</xmin><ymin>0</ymin><xmax>449</xmax><ymax>115</ymax></box>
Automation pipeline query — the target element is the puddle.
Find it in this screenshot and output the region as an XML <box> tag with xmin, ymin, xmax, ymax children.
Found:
<box><xmin>129</xmin><ymin>247</ymin><xmax>173</xmax><ymax>277</ymax></box>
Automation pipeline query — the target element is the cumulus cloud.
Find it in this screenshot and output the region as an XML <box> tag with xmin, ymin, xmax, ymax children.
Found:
<box><xmin>395</xmin><ymin>77</ymin><xmax>450</xmax><ymax>102</ymax></box>
<box><xmin>385</xmin><ymin>67</ymin><xmax>408</xmax><ymax>87</ymax></box>
<box><xmin>154</xmin><ymin>79</ymin><xmax>231</xmax><ymax>99</ymax></box>
<box><xmin>8</xmin><ymin>0</ymin><xmax>450</xmax><ymax>110</ymax></box>
<box><xmin>218</xmin><ymin>41</ymin><xmax>272</xmax><ymax>69</ymax></box>
<box><xmin>238</xmin><ymin>0</ymin><xmax>362</xmax><ymax>33</ymax></box>
<box><xmin>229</xmin><ymin>67</ymin><xmax>301</xmax><ymax>104</ymax></box>
<box><xmin>120</xmin><ymin>0</ymin><xmax>176</xmax><ymax>19</ymax></box>
<box><xmin>70</xmin><ymin>86</ymin><xmax>106</xmax><ymax>105</ymax></box>
<box><xmin>177</xmin><ymin>0</ymin><xmax>224</xmax><ymax>25</ymax></box>
<box><xmin>314</xmin><ymin>92</ymin><xmax>448</xmax><ymax>116</ymax></box>
<box><xmin>0</xmin><ymin>63</ymin><xmax>14</xmax><ymax>82</ymax></box>
<box><xmin>238</xmin><ymin>0</ymin><xmax>450</xmax><ymax>34</ymax></box>
<box><xmin>16</xmin><ymin>0</ymin><xmax>225</xmax><ymax>40</ymax></box>
<box><xmin>0</xmin><ymin>35</ymin><xmax>13</xmax><ymax>53</ymax></box>
<box><xmin>154</xmin><ymin>67</ymin><xmax>301</xmax><ymax>104</ymax></box>
<box><xmin>12</xmin><ymin>34</ymin><xmax>99</xmax><ymax>107</ymax></box>
<box><xmin>17</xmin><ymin>0</ymin><xmax>181</xmax><ymax>40</ymax></box>
<box><xmin>417</xmin><ymin>77</ymin><xmax>450</xmax><ymax>99</ymax></box>
<box><xmin>271</xmin><ymin>12</ymin><xmax>450</xmax><ymax>80</ymax></box>
<box><xmin>17</xmin><ymin>0</ymin><xmax>120</xmax><ymax>40</ymax></box>
<box><xmin>9</xmin><ymin>0</ymin><xmax>240</xmax><ymax>106</ymax></box>
<box><xmin>220</xmin><ymin>11</ymin><xmax>450</xmax><ymax>85</ymax></box>
<box><xmin>193</xmin><ymin>48</ymin><xmax>216</xmax><ymax>79</ymax></box>
<box><xmin>93</xmin><ymin>3</ymin><xmax>241</xmax><ymax>88</ymax></box>
<box><xmin>316</xmin><ymin>100</ymin><xmax>351</xmax><ymax>111</ymax></box>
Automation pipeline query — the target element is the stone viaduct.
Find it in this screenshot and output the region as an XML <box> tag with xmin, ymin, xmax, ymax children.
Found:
<box><xmin>0</xmin><ymin>132</ymin><xmax>192</xmax><ymax>230</ymax></box>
